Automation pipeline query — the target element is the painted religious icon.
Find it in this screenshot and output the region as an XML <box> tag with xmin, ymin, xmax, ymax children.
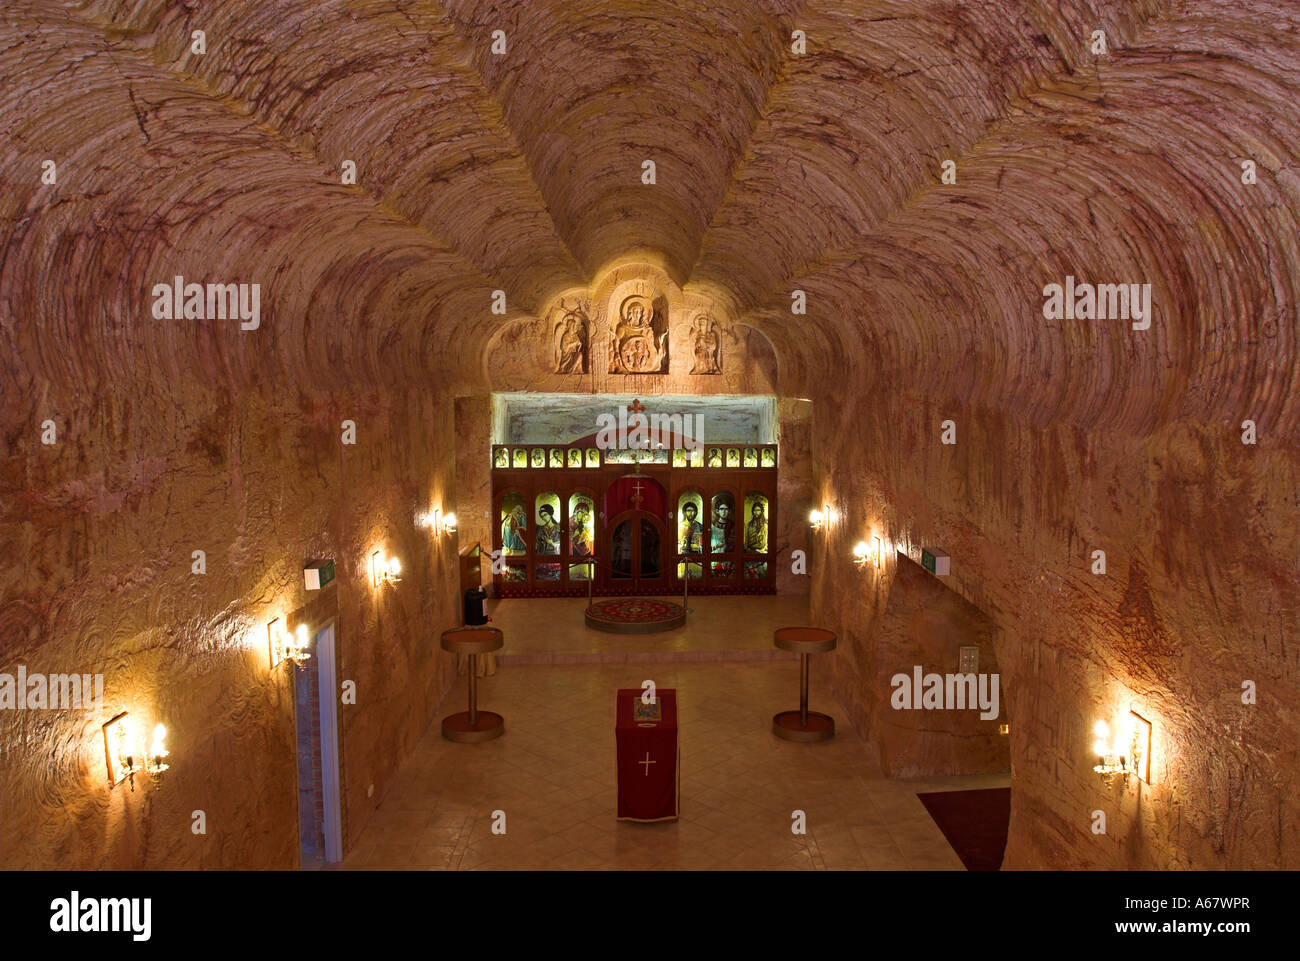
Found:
<box><xmin>726</xmin><ymin>448</ymin><xmax>740</xmax><ymax>468</ymax></box>
<box><xmin>569</xmin><ymin>495</ymin><xmax>594</xmax><ymax>556</ymax></box>
<box><xmin>531</xmin><ymin>448</ymin><xmax>546</xmax><ymax>468</ymax></box>
<box><xmin>567</xmin><ymin>448</ymin><xmax>583</xmax><ymax>468</ymax></box>
<box><xmin>549</xmin><ymin>448</ymin><xmax>564</xmax><ymax>468</ymax></box>
<box><xmin>710</xmin><ymin>492</ymin><xmax>735</xmax><ymax>554</ymax></box>
<box><xmin>743</xmin><ymin>493</ymin><xmax>768</xmax><ymax>554</ymax></box>
<box><xmin>493</xmin><ymin>448</ymin><xmax>509</xmax><ymax>469</ymax></box>
<box><xmin>707</xmin><ymin>448</ymin><xmax>722</xmax><ymax>467</ymax></box>
<box><xmin>678</xmin><ymin>495</ymin><xmax>704</xmax><ymax>554</ymax></box>
<box><xmin>744</xmin><ymin>447</ymin><xmax>758</xmax><ymax>467</ymax></box>
<box><xmin>536</xmin><ymin>493</ymin><xmax>561</xmax><ymax>554</ymax></box>
<box><xmin>761</xmin><ymin>448</ymin><xmax>776</xmax><ymax>468</ymax></box>
<box><xmin>500</xmin><ymin>493</ymin><xmax>527</xmax><ymax>556</ymax></box>
<box><xmin>513</xmin><ymin>449</ymin><xmax>528</xmax><ymax>468</ymax></box>
<box><xmin>610</xmin><ymin>520</ymin><xmax>633</xmax><ymax>578</ymax></box>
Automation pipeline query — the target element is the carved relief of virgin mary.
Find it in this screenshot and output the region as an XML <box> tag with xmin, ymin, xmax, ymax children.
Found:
<box><xmin>609</xmin><ymin>293</ymin><xmax>668</xmax><ymax>374</ymax></box>
<box><xmin>553</xmin><ymin>309</ymin><xmax>587</xmax><ymax>374</ymax></box>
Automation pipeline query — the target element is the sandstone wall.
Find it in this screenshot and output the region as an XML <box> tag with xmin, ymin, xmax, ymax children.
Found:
<box><xmin>809</xmin><ymin>385</ymin><xmax>1300</xmax><ymax>869</ymax></box>
<box><xmin>0</xmin><ymin>381</ymin><xmax>461</xmax><ymax>868</ymax></box>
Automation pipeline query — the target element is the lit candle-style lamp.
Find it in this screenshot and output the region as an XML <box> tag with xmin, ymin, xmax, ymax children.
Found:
<box><xmin>372</xmin><ymin>550</ymin><xmax>402</xmax><ymax>586</ymax></box>
<box><xmin>269</xmin><ymin>618</ymin><xmax>312</xmax><ymax>669</ymax></box>
<box><xmin>103</xmin><ymin>712</ymin><xmax>170</xmax><ymax>788</ymax></box>
<box><xmin>852</xmin><ymin>541</ymin><xmax>871</xmax><ymax>566</ymax></box>
<box><xmin>809</xmin><ymin>509</ymin><xmax>824</xmax><ymax>530</ymax></box>
<box><xmin>147</xmin><ymin>723</ymin><xmax>170</xmax><ymax>777</ymax></box>
<box><xmin>1091</xmin><ymin>711</ymin><xmax>1151</xmax><ymax>786</ymax></box>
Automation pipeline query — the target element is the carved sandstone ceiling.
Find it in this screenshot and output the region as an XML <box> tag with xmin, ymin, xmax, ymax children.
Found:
<box><xmin>2</xmin><ymin>0</ymin><xmax>1297</xmax><ymax>434</ymax></box>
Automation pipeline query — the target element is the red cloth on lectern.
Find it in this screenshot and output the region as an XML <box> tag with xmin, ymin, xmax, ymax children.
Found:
<box><xmin>615</xmin><ymin>688</ymin><xmax>679</xmax><ymax>822</ymax></box>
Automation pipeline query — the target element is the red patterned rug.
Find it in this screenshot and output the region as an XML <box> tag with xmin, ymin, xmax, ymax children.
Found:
<box><xmin>584</xmin><ymin>598</ymin><xmax>687</xmax><ymax>634</ymax></box>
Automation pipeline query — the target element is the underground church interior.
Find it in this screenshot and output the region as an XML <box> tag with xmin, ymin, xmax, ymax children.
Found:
<box><xmin>1</xmin><ymin>0</ymin><xmax>1298</xmax><ymax>882</ymax></box>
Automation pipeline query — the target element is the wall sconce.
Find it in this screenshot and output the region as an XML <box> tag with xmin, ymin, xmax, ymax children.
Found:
<box><xmin>852</xmin><ymin>535</ymin><xmax>883</xmax><ymax>568</ymax></box>
<box><xmin>268</xmin><ymin>617</ymin><xmax>312</xmax><ymax>670</ymax></box>
<box><xmin>1091</xmin><ymin>710</ymin><xmax>1151</xmax><ymax>786</ymax></box>
<box><xmin>432</xmin><ymin>508</ymin><xmax>457</xmax><ymax>537</ymax></box>
<box><xmin>371</xmin><ymin>549</ymin><xmax>402</xmax><ymax>586</ymax></box>
<box><xmin>809</xmin><ymin>509</ymin><xmax>825</xmax><ymax>531</ymax></box>
<box><xmin>102</xmin><ymin>712</ymin><xmax>169</xmax><ymax>789</ymax></box>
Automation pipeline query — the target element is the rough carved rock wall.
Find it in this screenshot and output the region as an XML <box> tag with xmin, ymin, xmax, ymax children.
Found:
<box><xmin>2</xmin><ymin>0</ymin><xmax>1298</xmax><ymax>869</ymax></box>
<box><xmin>1</xmin><ymin>382</ymin><xmax>460</xmax><ymax>868</ymax></box>
<box><xmin>811</xmin><ymin>387</ymin><xmax>1299</xmax><ymax>868</ymax></box>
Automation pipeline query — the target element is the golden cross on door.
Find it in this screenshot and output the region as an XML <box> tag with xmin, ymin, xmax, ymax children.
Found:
<box><xmin>627</xmin><ymin>399</ymin><xmax>647</xmax><ymax>418</ymax></box>
<box><xmin>639</xmin><ymin>752</ymin><xmax>656</xmax><ymax>775</ymax></box>
<box><xmin>631</xmin><ymin>479</ymin><xmax>645</xmax><ymax>507</ymax></box>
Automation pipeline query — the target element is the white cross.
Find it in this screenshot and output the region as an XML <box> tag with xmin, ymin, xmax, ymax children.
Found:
<box><xmin>639</xmin><ymin>752</ymin><xmax>656</xmax><ymax>776</ymax></box>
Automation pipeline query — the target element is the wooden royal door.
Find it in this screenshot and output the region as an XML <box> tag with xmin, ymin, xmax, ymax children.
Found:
<box><xmin>605</xmin><ymin>510</ymin><xmax>668</xmax><ymax>593</ymax></box>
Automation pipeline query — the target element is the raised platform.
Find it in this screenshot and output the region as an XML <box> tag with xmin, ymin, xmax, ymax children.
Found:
<box><xmin>487</xmin><ymin>594</ymin><xmax>808</xmax><ymax>666</ymax></box>
<box><xmin>584</xmin><ymin>597</ymin><xmax>687</xmax><ymax>634</ymax></box>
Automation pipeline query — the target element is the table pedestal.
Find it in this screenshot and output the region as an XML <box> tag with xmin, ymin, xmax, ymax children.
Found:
<box><xmin>772</xmin><ymin>627</ymin><xmax>837</xmax><ymax>742</ymax></box>
<box><xmin>440</xmin><ymin>628</ymin><xmax>505</xmax><ymax>743</ymax></box>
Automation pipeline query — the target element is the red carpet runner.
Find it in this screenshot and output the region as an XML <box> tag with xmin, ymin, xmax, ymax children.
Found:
<box><xmin>916</xmin><ymin>787</ymin><xmax>1011</xmax><ymax>871</ymax></box>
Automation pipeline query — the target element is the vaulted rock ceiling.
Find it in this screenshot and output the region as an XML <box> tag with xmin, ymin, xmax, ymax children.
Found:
<box><xmin>3</xmin><ymin>0</ymin><xmax>1297</xmax><ymax>434</ymax></box>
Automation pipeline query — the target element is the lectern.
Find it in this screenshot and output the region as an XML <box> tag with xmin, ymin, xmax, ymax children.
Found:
<box><xmin>615</xmin><ymin>688</ymin><xmax>679</xmax><ymax>822</ymax></box>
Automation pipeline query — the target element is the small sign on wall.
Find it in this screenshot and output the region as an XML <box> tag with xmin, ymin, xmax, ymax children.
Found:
<box><xmin>921</xmin><ymin>548</ymin><xmax>950</xmax><ymax>576</ymax></box>
<box><xmin>304</xmin><ymin>559</ymin><xmax>336</xmax><ymax>591</ymax></box>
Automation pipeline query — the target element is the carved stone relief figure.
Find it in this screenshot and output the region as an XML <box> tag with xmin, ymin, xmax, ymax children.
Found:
<box><xmin>609</xmin><ymin>293</ymin><xmax>668</xmax><ymax>373</ymax></box>
<box><xmin>689</xmin><ymin>312</ymin><xmax>722</xmax><ymax>374</ymax></box>
<box><xmin>553</xmin><ymin>307</ymin><xmax>588</xmax><ymax>374</ymax></box>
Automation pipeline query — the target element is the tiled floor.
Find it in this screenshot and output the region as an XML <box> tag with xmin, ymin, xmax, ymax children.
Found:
<box><xmin>339</xmin><ymin>661</ymin><xmax>1010</xmax><ymax>870</ymax></box>
<box><xmin>487</xmin><ymin>594</ymin><xmax>812</xmax><ymax>655</ymax></box>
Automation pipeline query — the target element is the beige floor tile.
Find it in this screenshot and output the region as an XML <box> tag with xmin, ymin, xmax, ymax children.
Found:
<box><xmin>337</xmin><ymin>629</ymin><xmax>1004</xmax><ymax>873</ymax></box>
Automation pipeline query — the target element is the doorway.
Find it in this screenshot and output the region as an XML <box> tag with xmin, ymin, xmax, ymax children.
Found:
<box><xmin>296</xmin><ymin>622</ymin><xmax>344</xmax><ymax>866</ymax></box>
<box><xmin>608</xmin><ymin>511</ymin><xmax>666</xmax><ymax>591</ymax></box>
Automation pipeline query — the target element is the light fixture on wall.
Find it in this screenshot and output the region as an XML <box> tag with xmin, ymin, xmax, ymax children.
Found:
<box><xmin>431</xmin><ymin>508</ymin><xmax>457</xmax><ymax>537</ymax></box>
<box><xmin>1092</xmin><ymin>711</ymin><xmax>1151</xmax><ymax>786</ymax></box>
<box><xmin>372</xmin><ymin>549</ymin><xmax>402</xmax><ymax>586</ymax></box>
<box><xmin>853</xmin><ymin>535</ymin><xmax>883</xmax><ymax>567</ymax></box>
<box><xmin>148</xmin><ymin>723</ymin><xmax>170</xmax><ymax>776</ymax></box>
<box><xmin>103</xmin><ymin>712</ymin><xmax>170</xmax><ymax>789</ymax></box>
<box><xmin>810</xmin><ymin>505</ymin><xmax>835</xmax><ymax>531</ymax></box>
<box><xmin>268</xmin><ymin>617</ymin><xmax>312</xmax><ymax>670</ymax></box>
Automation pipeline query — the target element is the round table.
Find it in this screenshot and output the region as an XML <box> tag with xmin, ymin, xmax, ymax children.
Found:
<box><xmin>440</xmin><ymin>627</ymin><xmax>505</xmax><ymax>743</ymax></box>
<box><xmin>772</xmin><ymin>627</ymin><xmax>837</xmax><ymax>742</ymax></box>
